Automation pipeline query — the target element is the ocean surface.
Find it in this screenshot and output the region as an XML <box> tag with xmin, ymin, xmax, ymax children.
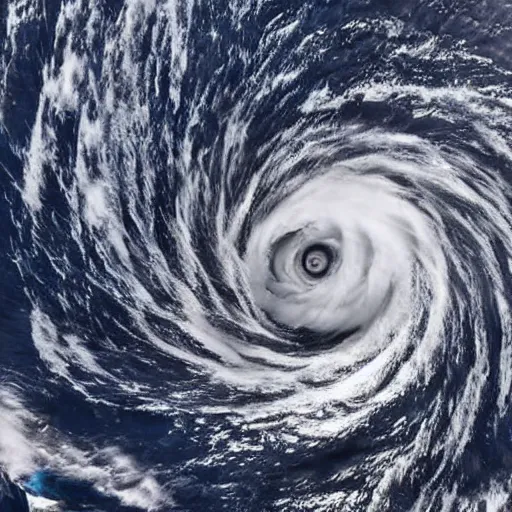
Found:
<box><xmin>1</xmin><ymin>0</ymin><xmax>512</xmax><ymax>510</ymax></box>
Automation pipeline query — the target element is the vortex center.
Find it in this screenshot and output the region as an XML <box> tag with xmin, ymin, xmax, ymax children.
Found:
<box><xmin>302</xmin><ymin>244</ymin><xmax>332</xmax><ymax>278</ymax></box>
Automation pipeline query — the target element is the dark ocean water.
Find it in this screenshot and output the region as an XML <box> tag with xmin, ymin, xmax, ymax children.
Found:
<box><xmin>1</xmin><ymin>0</ymin><xmax>512</xmax><ymax>510</ymax></box>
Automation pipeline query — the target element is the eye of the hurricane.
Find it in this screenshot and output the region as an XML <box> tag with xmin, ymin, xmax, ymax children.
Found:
<box><xmin>301</xmin><ymin>244</ymin><xmax>332</xmax><ymax>278</ymax></box>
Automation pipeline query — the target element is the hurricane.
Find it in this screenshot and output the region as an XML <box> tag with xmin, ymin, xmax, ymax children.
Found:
<box><xmin>1</xmin><ymin>0</ymin><xmax>512</xmax><ymax>510</ymax></box>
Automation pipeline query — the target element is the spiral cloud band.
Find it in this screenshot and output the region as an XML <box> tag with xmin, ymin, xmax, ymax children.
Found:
<box><xmin>1</xmin><ymin>0</ymin><xmax>512</xmax><ymax>510</ymax></box>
